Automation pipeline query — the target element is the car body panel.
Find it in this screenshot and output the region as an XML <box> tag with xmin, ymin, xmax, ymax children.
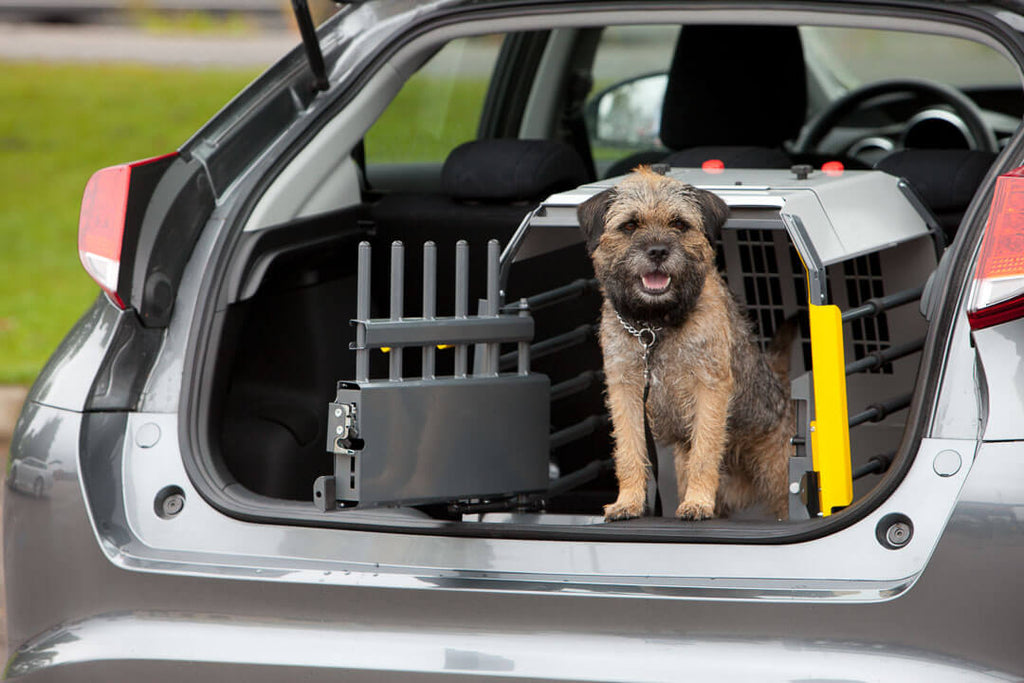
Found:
<box><xmin>8</xmin><ymin>0</ymin><xmax>1024</xmax><ymax>678</ymax></box>
<box><xmin>5</xmin><ymin>433</ymin><xmax>1023</xmax><ymax>679</ymax></box>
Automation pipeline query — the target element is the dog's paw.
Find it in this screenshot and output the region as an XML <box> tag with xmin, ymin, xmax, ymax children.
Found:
<box><xmin>676</xmin><ymin>500</ymin><xmax>715</xmax><ymax>521</ymax></box>
<box><xmin>604</xmin><ymin>500</ymin><xmax>646</xmax><ymax>522</ymax></box>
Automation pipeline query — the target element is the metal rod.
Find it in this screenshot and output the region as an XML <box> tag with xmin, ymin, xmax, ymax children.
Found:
<box><xmin>500</xmin><ymin>278</ymin><xmax>600</xmax><ymax>314</ymax></box>
<box><xmin>422</xmin><ymin>241</ymin><xmax>436</xmax><ymax>380</ymax></box>
<box><xmin>499</xmin><ymin>324</ymin><xmax>596</xmax><ymax>371</ymax></box>
<box><xmin>454</xmin><ymin>240</ymin><xmax>468</xmax><ymax>378</ymax></box>
<box><xmin>545</xmin><ymin>458</ymin><xmax>613</xmax><ymax>499</ymax></box>
<box><xmin>842</xmin><ymin>285</ymin><xmax>925</xmax><ymax>323</ymax></box>
<box><xmin>355</xmin><ymin>241</ymin><xmax>371</xmax><ymax>382</ymax></box>
<box><xmin>852</xmin><ymin>453</ymin><xmax>893</xmax><ymax>480</ymax></box>
<box><xmin>486</xmin><ymin>239</ymin><xmax>501</xmax><ymax>376</ymax></box>
<box><xmin>517</xmin><ymin>298</ymin><xmax>530</xmax><ymax>376</ymax></box>
<box><xmin>550</xmin><ymin>370</ymin><xmax>603</xmax><ymax>402</ymax></box>
<box><xmin>473</xmin><ymin>298</ymin><xmax>488</xmax><ymax>376</ymax></box>
<box><xmin>550</xmin><ymin>414</ymin><xmax>610</xmax><ymax>450</ymax></box>
<box><xmin>845</xmin><ymin>338</ymin><xmax>924</xmax><ymax>375</ymax></box>
<box><xmin>357</xmin><ymin>316</ymin><xmax>533</xmax><ymax>349</ymax></box>
<box><xmin>389</xmin><ymin>241</ymin><xmax>404</xmax><ymax>381</ymax></box>
<box><xmin>849</xmin><ymin>393</ymin><xmax>912</xmax><ymax>428</ymax></box>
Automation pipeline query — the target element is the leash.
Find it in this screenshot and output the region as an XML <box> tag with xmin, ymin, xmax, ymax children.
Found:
<box><xmin>615</xmin><ymin>312</ymin><xmax>663</xmax><ymax>517</ymax></box>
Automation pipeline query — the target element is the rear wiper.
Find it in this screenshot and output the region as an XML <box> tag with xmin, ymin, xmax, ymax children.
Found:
<box><xmin>290</xmin><ymin>0</ymin><xmax>329</xmax><ymax>92</ymax></box>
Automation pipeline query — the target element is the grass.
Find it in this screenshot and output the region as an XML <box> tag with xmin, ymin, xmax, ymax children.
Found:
<box><xmin>365</xmin><ymin>76</ymin><xmax>489</xmax><ymax>163</ymax></box>
<box><xmin>0</xmin><ymin>62</ymin><xmax>259</xmax><ymax>384</ymax></box>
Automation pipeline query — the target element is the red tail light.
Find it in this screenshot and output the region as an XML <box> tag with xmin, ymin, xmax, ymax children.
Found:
<box><xmin>78</xmin><ymin>153</ymin><xmax>176</xmax><ymax>309</ymax></box>
<box><xmin>968</xmin><ymin>167</ymin><xmax>1024</xmax><ymax>330</ymax></box>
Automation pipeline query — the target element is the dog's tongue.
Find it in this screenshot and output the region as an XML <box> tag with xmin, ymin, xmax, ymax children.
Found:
<box><xmin>642</xmin><ymin>272</ymin><xmax>670</xmax><ymax>291</ymax></box>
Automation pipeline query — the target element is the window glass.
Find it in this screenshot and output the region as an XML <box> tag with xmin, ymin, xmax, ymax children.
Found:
<box><xmin>801</xmin><ymin>27</ymin><xmax>1019</xmax><ymax>89</ymax></box>
<box><xmin>585</xmin><ymin>26</ymin><xmax>679</xmax><ymax>167</ymax></box>
<box><xmin>364</xmin><ymin>34</ymin><xmax>503</xmax><ymax>164</ymax></box>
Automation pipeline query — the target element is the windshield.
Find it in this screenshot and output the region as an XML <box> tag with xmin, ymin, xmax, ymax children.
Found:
<box><xmin>801</xmin><ymin>26</ymin><xmax>1020</xmax><ymax>89</ymax></box>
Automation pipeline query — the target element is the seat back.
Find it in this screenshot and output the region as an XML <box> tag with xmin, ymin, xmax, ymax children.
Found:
<box><xmin>875</xmin><ymin>149</ymin><xmax>997</xmax><ymax>241</ymax></box>
<box><xmin>605</xmin><ymin>25</ymin><xmax>807</xmax><ymax>177</ymax></box>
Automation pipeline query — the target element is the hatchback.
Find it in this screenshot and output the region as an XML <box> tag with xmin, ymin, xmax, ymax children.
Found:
<box><xmin>7</xmin><ymin>0</ymin><xmax>1024</xmax><ymax>680</ymax></box>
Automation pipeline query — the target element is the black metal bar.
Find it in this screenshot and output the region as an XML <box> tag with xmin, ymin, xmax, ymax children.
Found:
<box><xmin>353</xmin><ymin>316</ymin><xmax>534</xmax><ymax>349</ymax></box>
<box><xmin>545</xmin><ymin>458</ymin><xmax>613</xmax><ymax>499</ymax></box>
<box><xmin>454</xmin><ymin>240</ymin><xmax>469</xmax><ymax>378</ymax></box>
<box><xmin>289</xmin><ymin>0</ymin><xmax>329</xmax><ymax>92</ymax></box>
<box><xmin>516</xmin><ymin>298</ymin><xmax>531</xmax><ymax>376</ymax></box>
<box><xmin>845</xmin><ymin>338</ymin><xmax>924</xmax><ymax>375</ymax></box>
<box><xmin>842</xmin><ymin>285</ymin><xmax>924</xmax><ymax>323</ymax></box>
<box><xmin>550</xmin><ymin>414</ymin><xmax>610</xmax><ymax>451</ymax></box>
<box><xmin>500</xmin><ymin>278</ymin><xmax>599</xmax><ymax>314</ymax></box>
<box><xmin>849</xmin><ymin>393</ymin><xmax>912</xmax><ymax>428</ymax></box>
<box><xmin>499</xmin><ymin>324</ymin><xmax>596</xmax><ymax>370</ymax></box>
<box><xmin>550</xmin><ymin>370</ymin><xmax>603</xmax><ymax>402</ymax></box>
<box><xmin>389</xmin><ymin>241</ymin><xmax>404</xmax><ymax>381</ymax></box>
<box><xmin>422</xmin><ymin>241</ymin><xmax>436</xmax><ymax>380</ymax></box>
<box><xmin>852</xmin><ymin>454</ymin><xmax>893</xmax><ymax>480</ymax></box>
<box><xmin>355</xmin><ymin>241</ymin><xmax>371</xmax><ymax>382</ymax></box>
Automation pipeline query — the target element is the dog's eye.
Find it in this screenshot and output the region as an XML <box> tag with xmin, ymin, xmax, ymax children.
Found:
<box><xmin>669</xmin><ymin>217</ymin><xmax>686</xmax><ymax>230</ymax></box>
<box><xmin>620</xmin><ymin>220</ymin><xmax>639</xmax><ymax>233</ymax></box>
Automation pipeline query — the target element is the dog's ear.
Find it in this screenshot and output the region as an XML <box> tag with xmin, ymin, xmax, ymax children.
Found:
<box><xmin>695</xmin><ymin>189</ymin><xmax>729</xmax><ymax>245</ymax></box>
<box><xmin>576</xmin><ymin>188</ymin><xmax>615</xmax><ymax>255</ymax></box>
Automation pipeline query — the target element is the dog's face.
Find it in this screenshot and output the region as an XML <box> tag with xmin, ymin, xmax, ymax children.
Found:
<box><xmin>577</xmin><ymin>167</ymin><xmax>729</xmax><ymax>327</ymax></box>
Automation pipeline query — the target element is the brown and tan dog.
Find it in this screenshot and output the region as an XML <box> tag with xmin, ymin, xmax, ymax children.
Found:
<box><xmin>577</xmin><ymin>167</ymin><xmax>794</xmax><ymax>521</ymax></box>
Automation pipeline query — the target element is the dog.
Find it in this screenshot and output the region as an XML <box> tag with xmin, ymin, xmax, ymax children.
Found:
<box><xmin>576</xmin><ymin>167</ymin><xmax>795</xmax><ymax>521</ymax></box>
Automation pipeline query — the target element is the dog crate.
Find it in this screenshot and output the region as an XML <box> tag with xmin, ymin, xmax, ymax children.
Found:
<box><xmin>317</xmin><ymin>165</ymin><xmax>936</xmax><ymax>521</ymax></box>
<box><xmin>514</xmin><ymin>165</ymin><xmax>937</xmax><ymax>519</ymax></box>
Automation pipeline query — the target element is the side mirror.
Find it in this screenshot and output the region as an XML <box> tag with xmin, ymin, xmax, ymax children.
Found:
<box><xmin>585</xmin><ymin>73</ymin><xmax>667</xmax><ymax>148</ymax></box>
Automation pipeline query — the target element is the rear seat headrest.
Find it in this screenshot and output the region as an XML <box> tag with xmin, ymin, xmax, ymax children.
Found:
<box><xmin>442</xmin><ymin>139</ymin><xmax>590</xmax><ymax>203</ymax></box>
<box><xmin>875</xmin><ymin>149</ymin><xmax>996</xmax><ymax>214</ymax></box>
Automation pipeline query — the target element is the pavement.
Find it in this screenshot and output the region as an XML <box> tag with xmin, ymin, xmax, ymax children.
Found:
<box><xmin>0</xmin><ymin>20</ymin><xmax>299</xmax><ymax>67</ymax></box>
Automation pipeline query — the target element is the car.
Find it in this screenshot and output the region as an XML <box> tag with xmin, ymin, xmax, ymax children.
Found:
<box><xmin>7</xmin><ymin>0</ymin><xmax>1024</xmax><ymax>679</ymax></box>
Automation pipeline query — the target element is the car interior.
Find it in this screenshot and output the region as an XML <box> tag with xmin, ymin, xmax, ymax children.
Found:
<box><xmin>200</xmin><ymin>14</ymin><xmax>1023</xmax><ymax>534</ymax></box>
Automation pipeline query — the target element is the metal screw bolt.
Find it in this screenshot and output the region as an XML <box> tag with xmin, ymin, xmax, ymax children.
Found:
<box><xmin>335</xmin><ymin>408</ymin><xmax>343</xmax><ymax>418</ymax></box>
<box><xmin>161</xmin><ymin>493</ymin><xmax>185</xmax><ymax>517</ymax></box>
<box><xmin>885</xmin><ymin>521</ymin><xmax>912</xmax><ymax>547</ymax></box>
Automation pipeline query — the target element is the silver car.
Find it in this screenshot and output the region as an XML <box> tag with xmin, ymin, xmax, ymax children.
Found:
<box><xmin>7</xmin><ymin>0</ymin><xmax>1024</xmax><ymax>680</ymax></box>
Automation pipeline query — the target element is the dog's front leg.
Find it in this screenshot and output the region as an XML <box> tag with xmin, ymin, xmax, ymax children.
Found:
<box><xmin>676</xmin><ymin>383</ymin><xmax>731</xmax><ymax>520</ymax></box>
<box><xmin>604</xmin><ymin>379</ymin><xmax>651</xmax><ymax>521</ymax></box>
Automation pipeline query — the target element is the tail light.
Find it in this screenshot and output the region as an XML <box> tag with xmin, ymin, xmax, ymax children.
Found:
<box><xmin>78</xmin><ymin>153</ymin><xmax>177</xmax><ymax>309</ymax></box>
<box><xmin>967</xmin><ymin>167</ymin><xmax>1024</xmax><ymax>331</ymax></box>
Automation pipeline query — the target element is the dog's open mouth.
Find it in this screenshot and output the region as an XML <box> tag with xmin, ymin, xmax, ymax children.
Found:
<box><xmin>641</xmin><ymin>272</ymin><xmax>672</xmax><ymax>293</ymax></box>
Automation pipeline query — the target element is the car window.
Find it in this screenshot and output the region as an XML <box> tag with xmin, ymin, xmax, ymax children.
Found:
<box><xmin>585</xmin><ymin>26</ymin><xmax>679</xmax><ymax>166</ymax></box>
<box><xmin>363</xmin><ymin>34</ymin><xmax>503</xmax><ymax>165</ymax></box>
<box><xmin>801</xmin><ymin>26</ymin><xmax>1019</xmax><ymax>90</ymax></box>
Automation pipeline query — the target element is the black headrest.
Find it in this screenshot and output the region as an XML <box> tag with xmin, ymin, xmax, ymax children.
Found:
<box><xmin>662</xmin><ymin>146</ymin><xmax>793</xmax><ymax>169</ymax></box>
<box><xmin>875</xmin><ymin>149</ymin><xmax>996</xmax><ymax>214</ymax></box>
<box><xmin>442</xmin><ymin>139</ymin><xmax>590</xmax><ymax>203</ymax></box>
<box><xmin>660</xmin><ymin>25</ymin><xmax>807</xmax><ymax>150</ymax></box>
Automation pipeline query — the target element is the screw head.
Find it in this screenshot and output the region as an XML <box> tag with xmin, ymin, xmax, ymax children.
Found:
<box><xmin>162</xmin><ymin>494</ymin><xmax>185</xmax><ymax>517</ymax></box>
<box><xmin>886</xmin><ymin>522</ymin><xmax>911</xmax><ymax>547</ymax></box>
<box><xmin>876</xmin><ymin>513</ymin><xmax>913</xmax><ymax>549</ymax></box>
<box><xmin>154</xmin><ymin>485</ymin><xmax>186</xmax><ymax>519</ymax></box>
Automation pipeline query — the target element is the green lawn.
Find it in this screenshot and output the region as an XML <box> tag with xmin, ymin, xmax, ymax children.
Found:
<box><xmin>0</xmin><ymin>62</ymin><xmax>259</xmax><ymax>384</ymax></box>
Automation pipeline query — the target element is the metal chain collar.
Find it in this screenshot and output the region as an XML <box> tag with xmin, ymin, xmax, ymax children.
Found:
<box><xmin>615</xmin><ymin>311</ymin><xmax>661</xmax><ymax>383</ymax></box>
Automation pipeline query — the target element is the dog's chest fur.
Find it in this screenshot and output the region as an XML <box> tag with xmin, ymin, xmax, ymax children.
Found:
<box><xmin>600</xmin><ymin>274</ymin><xmax>780</xmax><ymax>446</ymax></box>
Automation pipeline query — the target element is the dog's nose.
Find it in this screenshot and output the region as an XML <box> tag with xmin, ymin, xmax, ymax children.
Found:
<box><xmin>647</xmin><ymin>245</ymin><xmax>670</xmax><ymax>263</ymax></box>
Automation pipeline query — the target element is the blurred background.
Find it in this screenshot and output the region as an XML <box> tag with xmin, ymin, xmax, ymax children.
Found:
<box><xmin>0</xmin><ymin>0</ymin><xmax>336</xmax><ymax>460</ymax></box>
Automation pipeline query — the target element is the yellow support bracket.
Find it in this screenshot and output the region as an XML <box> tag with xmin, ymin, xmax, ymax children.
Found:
<box><xmin>808</xmin><ymin>303</ymin><xmax>853</xmax><ymax>515</ymax></box>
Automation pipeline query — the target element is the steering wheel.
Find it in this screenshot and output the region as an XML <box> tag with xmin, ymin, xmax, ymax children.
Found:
<box><xmin>794</xmin><ymin>78</ymin><xmax>998</xmax><ymax>155</ymax></box>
